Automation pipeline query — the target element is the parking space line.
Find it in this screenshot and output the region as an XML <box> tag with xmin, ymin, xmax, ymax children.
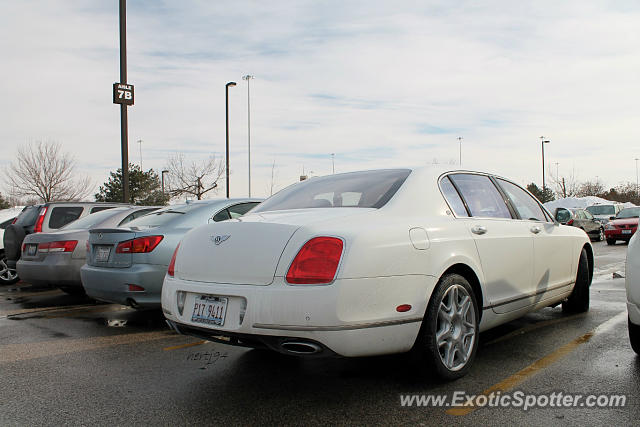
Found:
<box><xmin>0</xmin><ymin>304</ymin><xmax>100</xmax><ymax>319</ymax></box>
<box><xmin>446</xmin><ymin>311</ymin><xmax>627</xmax><ymax>416</ymax></box>
<box><xmin>43</xmin><ymin>305</ymin><xmax>130</xmax><ymax>318</ymax></box>
<box><xmin>0</xmin><ymin>330</ymin><xmax>177</xmax><ymax>364</ymax></box>
<box><xmin>163</xmin><ymin>340</ymin><xmax>207</xmax><ymax>351</ymax></box>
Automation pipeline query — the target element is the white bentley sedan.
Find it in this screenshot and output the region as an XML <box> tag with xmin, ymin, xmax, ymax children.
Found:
<box><xmin>162</xmin><ymin>168</ymin><xmax>593</xmax><ymax>379</ymax></box>
<box><xmin>625</xmin><ymin>233</ymin><xmax>640</xmax><ymax>354</ymax></box>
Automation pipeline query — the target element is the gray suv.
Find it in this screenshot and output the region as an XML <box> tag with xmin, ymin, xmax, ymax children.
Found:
<box><xmin>2</xmin><ymin>201</ymin><xmax>128</xmax><ymax>284</ymax></box>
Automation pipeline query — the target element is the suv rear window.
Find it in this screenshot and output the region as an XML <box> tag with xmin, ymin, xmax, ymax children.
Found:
<box><xmin>14</xmin><ymin>206</ymin><xmax>41</xmax><ymax>226</ymax></box>
<box><xmin>49</xmin><ymin>206</ymin><xmax>84</xmax><ymax>229</ymax></box>
<box><xmin>252</xmin><ymin>169</ymin><xmax>411</xmax><ymax>213</ymax></box>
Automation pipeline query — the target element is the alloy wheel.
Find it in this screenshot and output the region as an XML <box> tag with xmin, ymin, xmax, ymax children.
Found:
<box><xmin>436</xmin><ymin>284</ymin><xmax>477</xmax><ymax>371</ymax></box>
<box><xmin>0</xmin><ymin>257</ymin><xmax>18</xmax><ymax>283</ymax></box>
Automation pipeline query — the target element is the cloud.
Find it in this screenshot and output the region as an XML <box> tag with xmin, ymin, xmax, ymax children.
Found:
<box><xmin>1</xmin><ymin>0</ymin><xmax>640</xmax><ymax>199</ymax></box>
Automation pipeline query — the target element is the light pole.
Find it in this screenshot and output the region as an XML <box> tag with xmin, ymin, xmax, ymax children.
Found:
<box><xmin>540</xmin><ymin>136</ymin><xmax>550</xmax><ymax>201</ymax></box>
<box><xmin>137</xmin><ymin>139</ymin><xmax>143</xmax><ymax>170</ymax></box>
<box><xmin>242</xmin><ymin>74</ymin><xmax>254</xmax><ymax>197</ymax></box>
<box><xmin>118</xmin><ymin>0</ymin><xmax>129</xmax><ymax>203</ymax></box>
<box><xmin>161</xmin><ymin>170</ymin><xmax>169</xmax><ymax>197</ymax></box>
<box><xmin>331</xmin><ymin>153</ymin><xmax>335</xmax><ymax>174</ymax></box>
<box><xmin>225</xmin><ymin>81</ymin><xmax>236</xmax><ymax>198</ymax></box>
<box><xmin>635</xmin><ymin>158</ymin><xmax>639</xmax><ymax>200</ymax></box>
<box><xmin>555</xmin><ymin>162</ymin><xmax>559</xmax><ymax>179</ymax></box>
<box><xmin>457</xmin><ymin>137</ymin><xmax>463</xmax><ymax>166</ymax></box>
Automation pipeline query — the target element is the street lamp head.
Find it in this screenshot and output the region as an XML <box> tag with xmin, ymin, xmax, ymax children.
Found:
<box><xmin>162</xmin><ymin>170</ymin><xmax>169</xmax><ymax>174</ymax></box>
<box><xmin>242</xmin><ymin>75</ymin><xmax>254</xmax><ymax>81</ymax></box>
<box><xmin>226</xmin><ymin>81</ymin><xmax>236</xmax><ymax>87</ymax></box>
<box><xmin>543</xmin><ymin>140</ymin><xmax>550</xmax><ymax>144</ymax></box>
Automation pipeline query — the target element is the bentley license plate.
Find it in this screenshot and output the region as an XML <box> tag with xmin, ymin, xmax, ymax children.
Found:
<box><xmin>191</xmin><ymin>295</ymin><xmax>228</xmax><ymax>326</ymax></box>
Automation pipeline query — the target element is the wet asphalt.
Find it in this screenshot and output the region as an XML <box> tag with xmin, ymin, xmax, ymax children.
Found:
<box><xmin>0</xmin><ymin>240</ymin><xmax>638</xmax><ymax>426</ymax></box>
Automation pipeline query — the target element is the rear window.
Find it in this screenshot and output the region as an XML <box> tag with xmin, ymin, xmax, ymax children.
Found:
<box><xmin>61</xmin><ymin>208</ymin><xmax>128</xmax><ymax>230</ymax></box>
<box><xmin>586</xmin><ymin>205</ymin><xmax>615</xmax><ymax>215</ymax></box>
<box><xmin>617</xmin><ymin>208</ymin><xmax>640</xmax><ymax>219</ymax></box>
<box><xmin>252</xmin><ymin>169</ymin><xmax>411</xmax><ymax>213</ymax></box>
<box><xmin>14</xmin><ymin>206</ymin><xmax>41</xmax><ymax>226</ymax></box>
<box><xmin>124</xmin><ymin>204</ymin><xmax>194</xmax><ymax>228</ymax></box>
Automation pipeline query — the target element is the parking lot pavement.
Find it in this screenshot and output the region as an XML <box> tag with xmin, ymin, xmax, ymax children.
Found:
<box><xmin>0</xmin><ymin>241</ymin><xmax>638</xmax><ymax>425</ymax></box>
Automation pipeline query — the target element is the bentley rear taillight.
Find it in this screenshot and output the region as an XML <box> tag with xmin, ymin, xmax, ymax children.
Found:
<box><xmin>286</xmin><ymin>237</ymin><xmax>344</xmax><ymax>285</ymax></box>
<box><xmin>168</xmin><ymin>243</ymin><xmax>180</xmax><ymax>277</ymax></box>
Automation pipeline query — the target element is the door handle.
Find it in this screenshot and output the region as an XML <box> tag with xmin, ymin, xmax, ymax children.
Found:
<box><xmin>530</xmin><ymin>226</ymin><xmax>542</xmax><ymax>234</ymax></box>
<box><xmin>471</xmin><ymin>225</ymin><xmax>487</xmax><ymax>235</ymax></box>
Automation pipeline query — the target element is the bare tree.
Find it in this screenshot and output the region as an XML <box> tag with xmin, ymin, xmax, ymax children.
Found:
<box><xmin>3</xmin><ymin>141</ymin><xmax>92</xmax><ymax>202</ymax></box>
<box><xmin>164</xmin><ymin>153</ymin><xmax>225</xmax><ymax>200</ymax></box>
<box><xmin>549</xmin><ymin>167</ymin><xmax>580</xmax><ymax>199</ymax></box>
<box><xmin>576</xmin><ymin>180</ymin><xmax>605</xmax><ymax>197</ymax></box>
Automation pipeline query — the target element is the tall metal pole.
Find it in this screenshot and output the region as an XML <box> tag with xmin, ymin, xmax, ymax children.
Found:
<box><xmin>331</xmin><ymin>153</ymin><xmax>335</xmax><ymax>174</ymax></box>
<box><xmin>119</xmin><ymin>0</ymin><xmax>129</xmax><ymax>203</ymax></box>
<box><xmin>161</xmin><ymin>170</ymin><xmax>168</xmax><ymax>197</ymax></box>
<box><xmin>457</xmin><ymin>137</ymin><xmax>463</xmax><ymax>166</ymax></box>
<box><xmin>243</xmin><ymin>75</ymin><xmax>254</xmax><ymax>197</ymax></box>
<box><xmin>137</xmin><ymin>139</ymin><xmax>143</xmax><ymax>170</ymax></box>
<box><xmin>541</xmin><ymin>136</ymin><xmax>550</xmax><ymax>201</ymax></box>
<box><xmin>225</xmin><ymin>82</ymin><xmax>236</xmax><ymax>198</ymax></box>
<box><xmin>636</xmin><ymin>158</ymin><xmax>639</xmax><ymax>200</ymax></box>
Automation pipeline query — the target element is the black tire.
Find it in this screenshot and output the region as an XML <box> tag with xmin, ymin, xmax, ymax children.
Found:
<box><xmin>0</xmin><ymin>251</ymin><xmax>20</xmax><ymax>285</ymax></box>
<box><xmin>2</xmin><ymin>224</ymin><xmax>26</xmax><ymax>261</ymax></box>
<box><xmin>413</xmin><ymin>273</ymin><xmax>479</xmax><ymax>380</ymax></box>
<box><xmin>629</xmin><ymin>318</ymin><xmax>640</xmax><ymax>355</ymax></box>
<box><xmin>606</xmin><ymin>239</ymin><xmax>616</xmax><ymax>245</ymax></box>
<box><xmin>562</xmin><ymin>248</ymin><xmax>590</xmax><ymax>313</ymax></box>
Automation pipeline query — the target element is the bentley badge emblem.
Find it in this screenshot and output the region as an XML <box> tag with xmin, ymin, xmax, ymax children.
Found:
<box><xmin>212</xmin><ymin>235</ymin><xmax>230</xmax><ymax>245</ymax></box>
<box><xmin>98</xmin><ymin>233</ymin><xmax>103</xmax><ymax>239</ymax></box>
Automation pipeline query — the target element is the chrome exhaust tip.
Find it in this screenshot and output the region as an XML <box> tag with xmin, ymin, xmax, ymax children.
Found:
<box><xmin>280</xmin><ymin>341</ymin><xmax>322</xmax><ymax>355</ymax></box>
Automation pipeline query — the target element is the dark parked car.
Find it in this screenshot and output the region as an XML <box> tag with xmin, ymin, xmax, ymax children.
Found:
<box><xmin>605</xmin><ymin>207</ymin><xmax>640</xmax><ymax>245</ymax></box>
<box><xmin>17</xmin><ymin>206</ymin><xmax>159</xmax><ymax>294</ymax></box>
<box><xmin>555</xmin><ymin>207</ymin><xmax>604</xmax><ymax>241</ymax></box>
<box><xmin>2</xmin><ymin>202</ymin><xmax>127</xmax><ymax>283</ymax></box>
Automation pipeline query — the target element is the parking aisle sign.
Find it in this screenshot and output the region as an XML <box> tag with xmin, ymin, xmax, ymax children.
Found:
<box><xmin>113</xmin><ymin>83</ymin><xmax>134</xmax><ymax>105</ymax></box>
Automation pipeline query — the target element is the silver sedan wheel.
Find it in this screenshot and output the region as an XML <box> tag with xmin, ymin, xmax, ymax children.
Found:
<box><xmin>0</xmin><ymin>257</ymin><xmax>18</xmax><ymax>283</ymax></box>
<box><xmin>436</xmin><ymin>284</ymin><xmax>477</xmax><ymax>371</ymax></box>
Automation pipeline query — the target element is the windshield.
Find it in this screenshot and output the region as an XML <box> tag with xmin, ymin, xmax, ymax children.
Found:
<box><xmin>61</xmin><ymin>208</ymin><xmax>128</xmax><ymax>230</ymax></box>
<box><xmin>252</xmin><ymin>169</ymin><xmax>411</xmax><ymax>213</ymax></box>
<box><xmin>616</xmin><ymin>207</ymin><xmax>640</xmax><ymax>219</ymax></box>
<box><xmin>124</xmin><ymin>204</ymin><xmax>192</xmax><ymax>228</ymax></box>
<box><xmin>586</xmin><ymin>205</ymin><xmax>615</xmax><ymax>215</ymax></box>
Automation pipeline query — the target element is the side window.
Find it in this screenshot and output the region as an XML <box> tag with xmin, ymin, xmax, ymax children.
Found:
<box><xmin>576</xmin><ymin>210</ymin><xmax>585</xmax><ymax>220</ymax></box>
<box><xmin>584</xmin><ymin>210</ymin><xmax>594</xmax><ymax>220</ymax></box>
<box><xmin>439</xmin><ymin>176</ymin><xmax>469</xmax><ymax>217</ymax></box>
<box><xmin>496</xmin><ymin>179</ymin><xmax>548</xmax><ymax>221</ymax></box>
<box><xmin>91</xmin><ymin>206</ymin><xmax>115</xmax><ymax>214</ymax></box>
<box><xmin>227</xmin><ymin>202</ymin><xmax>260</xmax><ymax>219</ymax></box>
<box><xmin>48</xmin><ymin>207</ymin><xmax>84</xmax><ymax>229</ymax></box>
<box><xmin>449</xmin><ymin>174</ymin><xmax>512</xmax><ymax>219</ymax></box>
<box><xmin>213</xmin><ymin>209</ymin><xmax>231</xmax><ymax>222</ymax></box>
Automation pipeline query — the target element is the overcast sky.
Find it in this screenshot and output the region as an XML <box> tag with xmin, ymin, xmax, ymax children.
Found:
<box><xmin>1</xmin><ymin>0</ymin><xmax>639</xmax><ymax>199</ymax></box>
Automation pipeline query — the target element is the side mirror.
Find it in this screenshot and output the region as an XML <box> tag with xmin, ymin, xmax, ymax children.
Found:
<box><xmin>610</xmin><ymin>216</ymin><xmax>615</xmax><ymax>220</ymax></box>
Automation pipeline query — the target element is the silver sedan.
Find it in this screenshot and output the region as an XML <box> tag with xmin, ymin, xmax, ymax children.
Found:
<box><xmin>18</xmin><ymin>206</ymin><xmax>159</xmax><ymax>294</ymax></box>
